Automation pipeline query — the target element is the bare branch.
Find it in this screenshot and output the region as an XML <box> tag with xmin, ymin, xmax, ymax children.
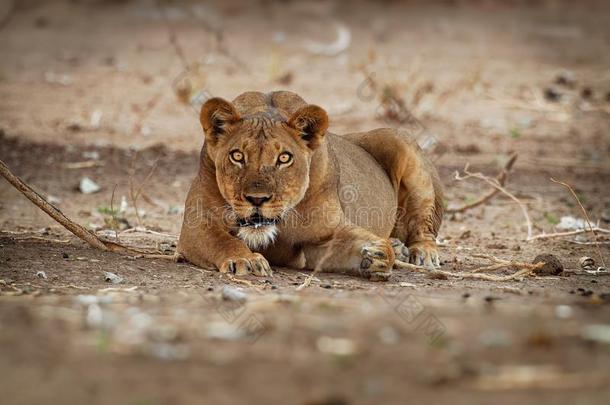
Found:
<box><xmin>453</xmin><ymin>161</ymin><xmax>533</xmax><ymax>240</ymax></box>
<box><xmin>550</xmin><ymin>178</ymin><xmax>606</xmax><ymax>268</ymax></box>
<box><xmin>447</xmin><ymin>154</ymin><xmax>517</xmax><ymax>213</ymax></box>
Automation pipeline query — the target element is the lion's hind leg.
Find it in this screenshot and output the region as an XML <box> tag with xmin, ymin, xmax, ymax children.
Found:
<box><xmin>345</xmin><ymin>129</ymin><xmax>443</xmax><ymax>268</ymax></box>
<box><xmin>302</xmin><ymin>225</ymin><xmax>395</xmax><ymax>281</ymax></box>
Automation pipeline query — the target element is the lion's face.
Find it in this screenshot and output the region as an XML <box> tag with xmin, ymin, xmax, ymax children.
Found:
<box><xmin>199</xmin><ymin>97</ymin><xmax>328</xmax><ymax>249</ymax></box>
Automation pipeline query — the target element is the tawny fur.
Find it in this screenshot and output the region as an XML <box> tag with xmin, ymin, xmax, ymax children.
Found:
<box><xmin>177</xmin><ymin>91</ymin><xmax>443</xmax><ymax>279</ymax></box>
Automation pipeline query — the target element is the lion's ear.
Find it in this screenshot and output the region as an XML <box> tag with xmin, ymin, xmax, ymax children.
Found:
<box><xmin>200</xmin><ymin>97</ymin><xmax>241</xmax><ymax>144</ymax></box>
<box><xmin>287</xmin><ymin>105</ymin><xmax>328</xmax><ymax>150</ymax></box>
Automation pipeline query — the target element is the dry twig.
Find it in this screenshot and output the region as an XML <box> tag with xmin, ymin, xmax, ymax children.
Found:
<box><xmin>447</xmin><ymin>154</ymin><xmax>517</xmax><ymax>213</ymax></box>
<box><xmin>528</xmin><ymin>227</ymin><xmax>610</xmax><ymax>241</ymax></box>
<box><xmin>454</xmin><ymin>163</ymin><xmax>533</xmax><ymax>240</ymax></box>
<box><xmin>128</xmin><ymin>156</ymin><xmax>159</xmax><ymax>227</ymax></box>
<box><xmin>119</xmin><ymin>227</ymin><xmax>178</xmax><ymax>239</ymax></box>
<box><xmin>394</xmin><ymin>254</ymin><xmax>542</xmax><ymax>282</ymax></box>
<box><xmin>550</xmin><ymin>178</ymin><xmax>606</xmax><ymax>268</ymax></box>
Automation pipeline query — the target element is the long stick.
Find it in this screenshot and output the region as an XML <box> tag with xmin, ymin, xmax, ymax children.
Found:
<box><xmin>0</xmin><ymin>159</ymin><xmax>109</xmax><ymax>251</ymax></box>
<box><xmin>0</xmin><ymin>159</ymin><xmax>172</xmax><ymax>257</ymax></box>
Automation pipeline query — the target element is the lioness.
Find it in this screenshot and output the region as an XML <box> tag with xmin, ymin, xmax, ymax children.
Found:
<box><xmin>177</xmin><ymin>91</ymin><xmax>443</xmax><ymax>281</ymax></box>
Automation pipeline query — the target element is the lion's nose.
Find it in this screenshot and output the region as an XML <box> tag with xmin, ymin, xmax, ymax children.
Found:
<box><xmin>244</xmin><ymin>194</ymin><xmax>272</xmax><ymax>207</ymax></box>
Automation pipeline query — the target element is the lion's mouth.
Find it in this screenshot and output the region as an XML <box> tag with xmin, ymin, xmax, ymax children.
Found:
<box><xmin>237</xmin><ymin>212</ymin><xmax>280</xmax><ymax>228</ymax></box>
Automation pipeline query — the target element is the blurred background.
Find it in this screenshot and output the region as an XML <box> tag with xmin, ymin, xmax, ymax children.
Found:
<box><xmin>1</xmin><ymin>1</ymin><xmax>609</xmax><ymax>404</ymax></box>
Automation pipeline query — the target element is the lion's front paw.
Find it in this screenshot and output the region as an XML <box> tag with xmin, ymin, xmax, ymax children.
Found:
<box><xmin>408</xmin><ymin>241</ymin><xmax>440</xmax><ymax>268</ymax></box>
<box><xmin>219</xmin><ymin>253</ymin><xmax>273</xmax><ymax>277</ymax></box>
<box><xmin>360</xmin><ymin>240</ymin><xmax>395</xmax><ymax>281</ymax></box>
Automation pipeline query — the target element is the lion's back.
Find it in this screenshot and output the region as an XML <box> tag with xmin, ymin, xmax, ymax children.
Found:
<box><xmin>328</xmin><ymin>133</ymin><xmax>397</xmax><ymax>237</ymax></box>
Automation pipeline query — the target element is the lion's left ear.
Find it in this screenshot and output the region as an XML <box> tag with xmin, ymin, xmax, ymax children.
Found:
<box><xmin>287</xmin><ymin>105</ymin><xmax>329</xmax><ymax>150</ymax></box>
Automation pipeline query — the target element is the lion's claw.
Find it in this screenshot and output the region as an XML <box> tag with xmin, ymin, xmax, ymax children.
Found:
<box><xmin>408</xmin><ymin>241</ymin><xmax>440</xmax><ymax>269</ymax></box>
<box><xmin>219</xmin><ymin>253</ymin><xmax>273</xmax><ymax>277</ymax></box>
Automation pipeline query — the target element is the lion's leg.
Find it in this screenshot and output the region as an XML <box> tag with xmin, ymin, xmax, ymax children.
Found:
<box><xmin>302</xmin><ymin>225</ymin><xmax>395</xmax><ymax>281</ymax></box>
<box><xmin>177</xmin><ymin>183</ymin><xmax>273</xmax><ymax>277</ymax></box>
<box><xmin>392</xmin><ymin>145</ymin><xmax>443</xmax><ymax>268</ymax></box>
<box><xmin>178</xmin><ymin>223</ymin><xmax>273</xmax><ymax>277</ymax></box>
<box><xmin>344</xmin><ymin>129</ymin><xmax>443</xmax><ymax>268</ymax></box>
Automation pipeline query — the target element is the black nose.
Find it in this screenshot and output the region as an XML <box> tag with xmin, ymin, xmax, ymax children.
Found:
<box><xmin>245</xmin><ymin>194</ymin><xmax>272</xmax><ymax>207</ymax></box>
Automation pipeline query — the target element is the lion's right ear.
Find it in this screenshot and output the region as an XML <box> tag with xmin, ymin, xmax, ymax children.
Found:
<box><xmin>287</xmin><ymin>105</ymin><xmax>329</xmax><ymax>150</ymax></box>
<box><xmin>199</xmin><ymin>97</ymin><xmax>241</xmax><ymax>144</ymax></box>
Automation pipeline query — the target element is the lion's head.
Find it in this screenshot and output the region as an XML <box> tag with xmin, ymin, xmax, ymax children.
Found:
<box><xmin>199</xmin><ymin>94</ymin><xmax>328</xmax><ymax>249</ymax></box>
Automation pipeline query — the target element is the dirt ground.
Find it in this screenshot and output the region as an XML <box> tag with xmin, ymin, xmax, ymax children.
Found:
<box><xmin>1</xmin><ymin>0</ymin><xmax>610</xmax><ymax>404</ymax></box>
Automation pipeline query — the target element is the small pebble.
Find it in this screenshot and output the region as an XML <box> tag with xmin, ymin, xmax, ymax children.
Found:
<box><xmin>79</xmin><ymin>177</ymin><xmax>101</xmax><ymax>194</ymax></box>
<box><xmin>579</xmin><ymin>256</ymin><xmax>595</xmax><ymax>270</ymax></box>
<box><xmin>543</xmin><ymin>87</ymin><xmax>561</xmax><ymax>102</ymax></box>
<box><xmin>221</xmin><ymin>285</ymin><xmax>247</xmax><ymax>302</ymax></box>
<box><xmin>554</xmin><ymin>71</ymin><xmax>575</xmax><ymax>88</ymax></box>
<box><xmin>103</xmin><ymin>271</ymin><xmax>123</xmax><ymax>284</ymax></box>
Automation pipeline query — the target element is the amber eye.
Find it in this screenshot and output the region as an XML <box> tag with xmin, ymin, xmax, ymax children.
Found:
<box><xmin>230</xmin><ymin>150</ymin><xmax>244</xmax><ymax>163</ymax></box>
<box><xmin>277</xmin><ymin>152</ymin><xmax>292</xmax><ymax>165</ymax></box>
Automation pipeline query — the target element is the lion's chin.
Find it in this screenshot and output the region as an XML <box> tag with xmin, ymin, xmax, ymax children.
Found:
<box><xmin>237</xmin><ymin>225</ymin><xmax>278</xmax><ymax>251</ymax></box>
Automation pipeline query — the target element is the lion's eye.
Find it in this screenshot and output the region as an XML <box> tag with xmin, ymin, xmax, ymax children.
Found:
<box><xmin>230</xmin><ymin>150</ymin><xmax>244</xmax><ymax>163</ymax></box>
<box><xmin>277</xmin><ymin>152</ymin><xmax>292</xmax><ymax>165</ymax></box>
